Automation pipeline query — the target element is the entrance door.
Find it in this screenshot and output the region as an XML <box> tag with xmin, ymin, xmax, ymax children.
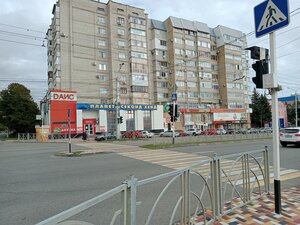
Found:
<box><xmin>83</xmin><ymin>118</ymin><xmax>96</xmax><ymax>135</ymax></box>
<box><xmin>85</xmin><ymin>124</ymin><xmax>94</xmax><ymax>135</ymax></box>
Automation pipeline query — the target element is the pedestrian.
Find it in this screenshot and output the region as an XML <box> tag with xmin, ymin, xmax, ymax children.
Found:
<box><xmin>82</xmin><ymin>132</ymin><xmax>87</xmax><ymax>142</ymax></box>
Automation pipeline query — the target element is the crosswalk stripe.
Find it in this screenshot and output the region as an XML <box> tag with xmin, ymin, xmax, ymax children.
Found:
<box><xmin>118</xmin><ymin>149</ymin><xmax>300</xmax><ymax>183</ymax></box>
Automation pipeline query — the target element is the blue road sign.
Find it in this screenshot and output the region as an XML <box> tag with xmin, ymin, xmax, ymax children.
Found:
<box><xmin>171</xmin><ymin>92</ymin><xmax>177</xmax><ymax>101</ymax></box>
<box><xmin>254</xmin><ymin>0</ymin><xmax>289</xmax><ymax>38</ymax></box>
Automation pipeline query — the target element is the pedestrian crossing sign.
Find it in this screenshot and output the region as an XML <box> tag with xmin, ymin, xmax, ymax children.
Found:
<box><xmin>254</xmin><ymin>0</ymin><xmax>290</xmax><ymax>38</ymax></box>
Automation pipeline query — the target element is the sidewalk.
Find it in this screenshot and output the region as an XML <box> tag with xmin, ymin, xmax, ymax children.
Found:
<box><xmin>206</xmin><ymin>187</ymin><xmax>300</xmax><ymax>225</ymax></box>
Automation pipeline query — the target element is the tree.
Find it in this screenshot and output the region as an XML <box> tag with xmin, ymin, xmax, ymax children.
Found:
<box><xmin>0</xmin><ymin>83</ymin><xmax>39</xmax><ymax>133</ymax></box>
<box><xmin>250</xmin><ymin>89</ymin><xmax>272</xmax><ymax>127</ymax></box>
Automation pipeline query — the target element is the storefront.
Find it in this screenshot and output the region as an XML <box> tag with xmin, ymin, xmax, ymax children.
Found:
<box><xmin>211</xmin><ymin>108</ymin><xmax>249</xmax><ymax>129</ymax></box>
<box><xmin>42</xmin><ymin>90</ymin><xmax>164</xmax><ymax>135</ymax></box>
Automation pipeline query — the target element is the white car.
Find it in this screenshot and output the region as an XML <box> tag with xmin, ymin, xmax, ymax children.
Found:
<box><xmin>159</xmin><ymin>131</ymin><xmax>179</xmax><ymax>137</ymax></box>
<box><xmin>141</xmin><ymin>130</ymin><xmax>154</xmax><ymax>138</ymax></box>
<box><xmin>280</xmin><ymin>127</ymin><xmax>300</xmax><ymax>147</ymax></box>
<box><xmin>217</xmin><ymin>128</ymin><xmax>227</xmax><ymax>135</ymax></box>
<box><xmin>186</xmin><ymin>128</ymin><xmax>200</xmax><ymax>136</ymax></box>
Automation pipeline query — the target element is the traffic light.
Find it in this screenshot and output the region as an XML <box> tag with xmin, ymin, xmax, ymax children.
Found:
<box><xmin>246</xmin><ymin>46</ymin><xmax>269</xmax><ymax>60</ymax></box>
<box><xmin>174</xmin><ymin>104</ymin><xmax>178</xmax><ymax>118</ymax></box>
<box><xmin>168</xmin><ymin>104</ymin><xmax>173</xmax><ymax>116</ymax></box>
<box><xmin>119</xmin><ymin>116</ymin><xmax>123</xmax><ymax>124</ymax></box>
<box><xmin>252</xmin><ymin>60</ymin><xmax>269</xmax><ymax>89</ymax></box>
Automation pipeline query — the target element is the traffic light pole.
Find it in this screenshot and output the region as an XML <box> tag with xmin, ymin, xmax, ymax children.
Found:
<box><xmin>116</xmin><ymin>77</ymin><xmax>121</xmax><ymax>140</ymax></box>
<box><xmin>172</xmin><ymin>98</ymin><xmax>176</xmax><ymax>144</ymax></box>
<box><xmin>270</xmin><ymin>31</ymin><xmax>281</xmax><ymax>214</ymax></box>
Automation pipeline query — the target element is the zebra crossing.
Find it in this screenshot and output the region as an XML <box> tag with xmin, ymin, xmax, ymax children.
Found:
<box><xmin>118</xmin><ymin>149</ymin><xmax>300</xmax><ymax>183</ymax></box>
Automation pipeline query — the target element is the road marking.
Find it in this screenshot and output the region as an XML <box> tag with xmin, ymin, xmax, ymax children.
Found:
<box><xmin>118</xmin><ymin>149</ymin><xmax>300</xmax><ymax>183</ymax></box>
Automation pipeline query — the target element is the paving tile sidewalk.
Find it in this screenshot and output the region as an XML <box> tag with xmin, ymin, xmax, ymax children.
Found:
<box><xmin>207</xmin><ymin>187</ymin><xmax>300</xmax><ymax>225</ymax></box>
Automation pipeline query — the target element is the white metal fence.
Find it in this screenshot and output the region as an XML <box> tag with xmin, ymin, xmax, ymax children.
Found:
<box><xmin>35</xmin><ymin>148</ymin><xmax>270</xmax><ymax>225</ymax></box>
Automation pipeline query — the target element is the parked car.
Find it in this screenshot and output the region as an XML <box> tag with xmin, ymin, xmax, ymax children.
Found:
<box><xmin>247</xmin><ymin>128</ymin><xmax>260</xmax><ymax>134</ymax></box>
<box><xmin>216</xmin><ymin>128</ymin><xmax>227</xmax><ymax>135</ymax></box>
<box><xmin>236</xmin><ymin>128</ymin><xmax>248</xmax><ymax>134</ymax></box>
<box><xmin>159</xmin><ymin>131</ymin><xmax>180</xmax><ymax>137</ymax></box>
<box><xmin>279</xmin><ymin>127</ymin><xmax>300</xmax><ymax>147</ymax></box>
<box><xmin>94</xmin><ymin>132</ymin><xmax>117</xmax><ymax>141</ymax></box>
<box><xmin>225</xmin><ymin>128</ymin><xmax>236</xmax><ymax>135</ymax></box>
<box><xmin>186</xmin><ymin>128</ymin><xmax>200</xmax><ymax>136</ymax></box>
<box><xmin>141</xmin><ymin>130</ymin><xmax>154</xmax><ymax>138</ymax></box>
<box><xmin>175</xmin><ymin>130</ymin><xmax>188</xmax><ymax>137</ymax></box>
<box><xmin>260</xmin><ymin>127</ymin><xmax>273</xmax><ymax>133</ymax></box>
<box><xmin>200</xmin><ymin>129</ymin><xmax>218</xmax><ymax>135</ymax></box>
<box><xmin>122</xmin><ymin>130</ymin><xmax>143</xmax><ymax>138</ymax></box>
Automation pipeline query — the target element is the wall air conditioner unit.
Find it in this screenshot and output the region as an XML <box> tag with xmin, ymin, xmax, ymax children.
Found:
<box><xmin>170</xmin><ymin>38</ymin><xmax>173</xmax><ymax>42</ymax></box>
<box><xmin>117</xmin><ymin>22</ymin><xmax>121</xmax><ymax>26</ymax></box>
<box><xmin>157</xmin><ymin>76</ymin><xmax>162</xmax><ymax>79</ymax></box>
<box><xmin>92</xmin><ymin>62</ymin><xmax>97</xmax><ymax>66</ymax></box>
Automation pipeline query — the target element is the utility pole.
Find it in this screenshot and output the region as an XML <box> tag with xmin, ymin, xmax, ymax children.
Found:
<box><xmin>116</xmin><ymin>63</ymin><xmax>124</xmax><ymax>140</ymax></box>
<box><xmin>68</xmin><ymin>109</ymin><xmax>72</xmax><ymax>153</ymax></box>
<box><xmin>295</xmin><ymin>91</ymin><xmax>298</xmax><ymax>127</ymax></box>
<box><xmin>116</xmin><ymin>77</ymin><xmax>120</xmax><ymax>139</ymax></box>
<box><xmin>270</xmin><ymin>31</ymin><xmax>281</xmax><ymax>214</ymax></box>
<box><xmin>171</xmin><ymin>85</ymin><xmax>177</xmax><ymax>144</ymax></box>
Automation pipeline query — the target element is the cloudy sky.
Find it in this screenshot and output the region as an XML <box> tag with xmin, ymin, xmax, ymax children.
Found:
<box><xmin>0</xmin><ymin>0</ymin><xmax>299</xmax><ymax>102</ymax></box>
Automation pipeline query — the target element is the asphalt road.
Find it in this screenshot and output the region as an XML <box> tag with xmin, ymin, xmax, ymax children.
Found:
<box><xmin>0</xmin><ymin>140</ymin><xmax>299</xmax><ymax>225</ymax></box>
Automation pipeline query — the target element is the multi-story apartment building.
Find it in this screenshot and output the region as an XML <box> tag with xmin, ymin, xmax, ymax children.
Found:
<box><xmin>149</xmin><ymin>17</ymin><xmax>250</xmax><ymax>130</ymax></box>
<box><xmin>44</xmin><ymin>0</ymin><xmax>251</xmax><ymax>135</ymax></box>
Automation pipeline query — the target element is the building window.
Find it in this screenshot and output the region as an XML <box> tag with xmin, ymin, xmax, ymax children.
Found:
<box><xmin>97</xmin><ymin>28</ymin><xmax>106</xmax><ymax>35</ymax></box>
<box><xmin>119</xmin><ymin>52</ymin><xmax>126</xmax><ymax>59</ymax></box>
<box><xmin>118</xmin><ymin>40</ymin><xmax>125</xmax><ymax>47</ymax></box>
<box><xmin>129</xmin><ymin>16</ymin><xmax>145</xmax><ymax>25</ymax></box>
<box><xmin>176</xmin><ymin>81</ymin><xmax>185</xmax><ymax>87</ymax></box>
<box><xmin>99</xmin><ymin>64</ymin><xmax>107</xmax><ymax>71</ymax></box>
<box><xmin>117</xmin><ymin>8</ymin><xmax>124</xmax><ymax>13</ymax></box>
<box><xmin>117</xmin><ymin>29</ymin><xmax>125</xmax><ymax>36</ymax></box>
<box><xmin>117</xmin><ymin>17</ymin><xmax>125</xmax><ymax>24</ymax></box>
<box><xmin>158</xmin><ymin>93</ymin><xmax>169</xmax><ymax>98</ymax></box>
<box><xmin>160</xmin><ymin>40</ymin><xmax>167</xmax><ymax>46</ymax></box>
<box><xmin>97</xmin><ymin>7</ymin><xmax>105</xmax><ymax>12</ymax></box>
<box><xmin>174</xmin><ymin>38</ymin><xmax>183</xmax><ymax>44</ymax></box>
<box><xmin>130</xmin><ymin>39</ymin><xmax>147</xmax><ymax>48</ymax></box>
<box><xmin>159</xmin><ymin>61</ymin><xmax>168</xmax><ymax>67</ymax></box>
<box><xmin>185</xmin><ymin>39</ymin><xmax>195</xmax><ymax>46</ymax></box>
<box><xmin>131</xmin><ymin>86</ymin><xmax>148</xmax><ymax>93</ymax></box>
<box><xmin>131</xmin><ymin>51</ymin><xmax>147</xmax><ymax>59</ymax></box>
<box><xmin>120</xmin><ymin>88</ymin><xmax>127</xmax><ymax>94</ymax></box>
<box><xmin>98</xmin><ymin>40</ymin><xmax>106</xmax><ymax>47</ymax></box>
<box><xmin>130</xmin><ymin>28</ymin><xmax>146</xmax><ymax>36</ymax></box>
<box><xmin>98</xmin><ymin>51</ymin><xmax>107</xmax><ymax>58</ymax></box>
<box><xmin>100</xmin><ymin>88</ymin><xmax>108</xmax><ymax>94</ymax></box>
<box><xmin>130</xmin><ymin>63</ymin><xmax>148</xmax><ymax>74</ymax></box>
<box><xmin>187</xmin><ymin>82</ymin><xmax>196</xmax><ymax>88</ymax></box>
<box><xmin>97</xmin><ymin>16</ymin><xmax>105</xmax><ymax>24</ymax></box>
<box><xmin>99</xmin><ymin>75</ymin><xmax>106</xmax><ymax>81</ymax></box>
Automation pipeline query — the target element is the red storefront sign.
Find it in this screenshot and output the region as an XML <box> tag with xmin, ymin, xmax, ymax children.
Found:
<box><xmin>50</xmin><ymin>90</ymin><xmax>77</xmax><ymax>134</ymax></box>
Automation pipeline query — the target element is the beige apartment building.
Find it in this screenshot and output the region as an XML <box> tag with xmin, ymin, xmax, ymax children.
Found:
<box><xmin>46</xmin><ymin>0</ymin><xmax>251</xmax><ymax>133</ymax></box>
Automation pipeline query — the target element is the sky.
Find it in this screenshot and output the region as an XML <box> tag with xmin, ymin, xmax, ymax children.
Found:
<box><xmin>0</xmin><ymin>0</ymin><xmax>299</xmax><ymax>102</ymax></box>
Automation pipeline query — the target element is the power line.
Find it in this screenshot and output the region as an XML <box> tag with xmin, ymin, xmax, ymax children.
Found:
<box><xmin>278</xmin><ymin>50</ymin><xmax>300</xmax><ymax>59</ymax></box>
<box><xmin>0</xmin><ymin>30</ymin><xmax>45</xmax><ymax>40</ymax></box>
<box><xmin>277</xmin><ymin>36</ymin><xmax>300</xmax><ymax>49</ymax></box>
<box><xmin>0</xmin><ymin>23</ymin><xmax>45</xmax><ymax>34</ymax></box>
<box><xmin>248</xmin><ymin>25</ymin><xmax>300</xmax><ymax>46</ymax></box>
<box><xmin>0</xmin><ymin>38</ymin><xmax>45</xmax><ymax>47</ymax></box>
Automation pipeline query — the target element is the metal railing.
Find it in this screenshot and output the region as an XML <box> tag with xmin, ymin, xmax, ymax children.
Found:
<box><xmin>17</xmin><ymin>133</ymin><xmax>36</xmax><ymax>141</ymax></box>
<box><xmin>35</xmin><ymin>148</ymin><xmax>269</xmax><ymax>225</ymax></box>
